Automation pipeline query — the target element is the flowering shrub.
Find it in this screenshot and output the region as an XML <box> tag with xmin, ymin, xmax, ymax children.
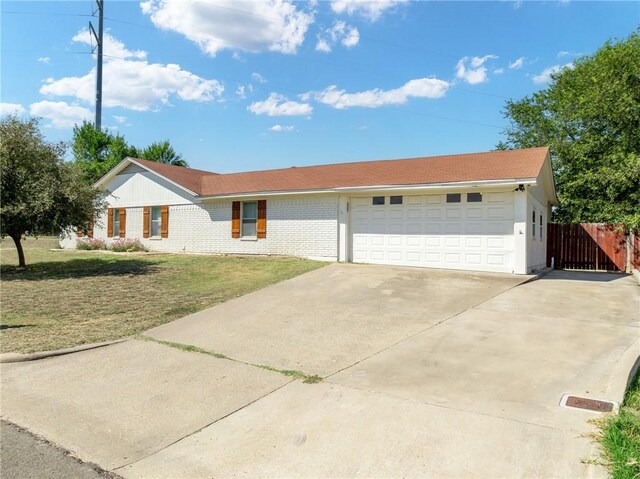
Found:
<box><xmin>110</xmin><ymin>238</ymin><xmax>148</xmax><ymax>253</ymax></box>
<box><xmin>76</xmin><ymin>238</ymin><xmax>106</xmax><ymax>250</ymax></box>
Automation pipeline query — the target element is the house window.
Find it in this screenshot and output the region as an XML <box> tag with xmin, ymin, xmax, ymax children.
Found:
<box><xmin>390</xmin><ymin>196</ymin><xmax>403</xmax><ymax>205</ymax></box>
<box><xmin>372</xmin><ymin>196</ymin><xmax>385</xmax><ymax>205</ymax></box>
<box><xmin>467</xmin><ymin>192</ymin><xmax>482</xmax><ymax>203</ymax></box>
<box><xmin>539</xmin><ymin>213</ymin><xmax>543</xmax><ymax>240</ymax></box>
<box><xmin>532</xmin><ymin>210</ymin><xmax>536</xmax><ymax>237</ymax></box>
<box><xmin>113</xmin><ymin>208</ymin><xmax>120</xmax><ymax>237</ymax></box>
<box><xmin>242</xmin><ymin>201</ymin><xmax>258</xmax><ymax>237</ymax></box>
<box><xmin>446</xmin><ymin>193</ymin><xmax>461</xmax><ymax>203</ymax></box>
<box><xmin>150</xmin><ymin>206</ymin><xmax>162</xmax><ymax>237</ymax></box>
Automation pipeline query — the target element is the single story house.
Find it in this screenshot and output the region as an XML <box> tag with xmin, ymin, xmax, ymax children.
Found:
<box><xmin>62</xmin><ymin>146</ymin><xmax>557</xmax><ymax>274</ymax></box>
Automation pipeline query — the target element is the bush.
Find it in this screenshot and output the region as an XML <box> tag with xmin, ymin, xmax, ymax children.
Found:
<box><xmin>76</xmin><ymin>238</ymin><xmax>106</xmax><ymax>250</ymax></box>
<box><xmin>109</xmin><ymin>238</ymin><xmax>148</xmax><ymax>253</ymax></box>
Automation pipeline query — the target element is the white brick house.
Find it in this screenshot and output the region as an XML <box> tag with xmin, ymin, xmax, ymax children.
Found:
<box><xmin>62</xmin><ymin>147</ymin><xmax>557</xmax><ymax>274</ymax></box>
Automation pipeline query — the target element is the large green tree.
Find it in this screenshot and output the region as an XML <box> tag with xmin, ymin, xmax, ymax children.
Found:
<box><xmin>1</xmin><ymin>117</ymin><xmax>106</xmax><ymax>267</ymax></box>
<box><xmin>141</xmin><ymin>140</ymin><xmax>189</xmax><ymax>167</ymax></box>
<box><xmin>497</xmin><ymin>30</ymin><xmax>640</xmax><ymax>227</ymax></box>
<box><xmin>72</xmin><ymin>122</ymin><xmax>140</xmax><ymax>184</ymax></box>
<box><xmin>72</xmin><ymin>124</ymin><xmax>188</xmax><ymax>183</ymax></box>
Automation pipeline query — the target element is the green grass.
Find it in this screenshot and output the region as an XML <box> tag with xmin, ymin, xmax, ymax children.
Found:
<box><xmin>0</xmin><ymin>237</ymin><xmax>325</xmax><ymax>354</ymax></box>
<box><xmin>598</xmin><ymin>370</ymin><xmax>640</xmax><ymax>479</ymax></box>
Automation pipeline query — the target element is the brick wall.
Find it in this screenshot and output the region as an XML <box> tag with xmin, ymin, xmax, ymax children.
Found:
<box><xmin>65</xmin><ymin>195</ymin><xmax>339</xmax><ymax>261</ymax></box>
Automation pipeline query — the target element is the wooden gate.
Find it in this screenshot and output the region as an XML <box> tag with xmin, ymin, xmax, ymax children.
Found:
<box><xmin>547</xmin><ymin>223</ymin><xmax>627</xmax><ymax>272</ymax></box>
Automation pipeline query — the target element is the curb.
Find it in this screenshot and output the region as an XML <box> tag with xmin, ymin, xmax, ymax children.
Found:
<box><xmin>0</xmin><ymin>339</ymin><xmax>127</xmax><ymax>364</ymax></box>
<box><xmin>605</xmin><ymin>338</ymin><xmax>640</xmax><ymax>404</ymax></box>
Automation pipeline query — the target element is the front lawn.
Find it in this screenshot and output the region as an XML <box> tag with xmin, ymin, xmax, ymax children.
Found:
<box><xmin>0</xmin><ymin>237</ymin><xmax>325</xmax><ymax>353</ymax></box>
<box><xmin>598</xmin><ymin>370</ymin><xmax>640</xmax><ymax>479</ymax></box>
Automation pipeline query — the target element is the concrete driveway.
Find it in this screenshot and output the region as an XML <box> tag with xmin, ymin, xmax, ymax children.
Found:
<box><xmin>1</xmin><ymin>265</ymin><xmax>638</xmax><ymax>478</ymax></box>
<box><xmin>145</xmin><ymin>264</ymin><xmax>527</xmax><ymax>376</ymax></box>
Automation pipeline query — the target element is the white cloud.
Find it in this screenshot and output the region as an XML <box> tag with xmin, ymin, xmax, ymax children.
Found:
<box><xmin>455</xmin><ymin>55</ymin><xmax>498</xmax><ymax>84</ymax></box>
<box><xmin>509</xmin><ymin>56</ymin><xmax>525</xmax><ymax>69</ymax></box>
<box><xmin>236</xmin><ymin>85</ymin><xmax>246</xmax><ymax>99</ymax></box>
<box><xmin>557</xmin><ymin>50</ymin><xmax>581</xmax><ymax>58</ymax></box>
<box><xmin>0</xmin><ymin>103</ymin><xmax>26</xmax><ymax>116</ymax></box>
<box><xmin>140</xmin><ymin>0</ymin><xmax>313</xmax><ymax>56</ymax></box>
<box><xmin>37</xmin><ymin>56</ymin><xmax>50</xmax><ymax>64</ymax></box>
<box><xmin>113</xmin><ymin>115</ymin><xmax>127</xmax><ymax>124</ymax></box>
<box><xmin>251</xmin><ymin>72</ymin><xmax>267</xmax><ymax>83</ymax></box>
<box><xmin>532</xmin><ymin>63</ymin><xmax>573</xmax><ymax>84</ymax></box>
<box><xmin>269</xmin><ymin>124</ymin><xmax>296</xmax><ymax>132</ymax></box>
<box><xmin>248</xmin><ymin>93</ymin><xmax>312</xmax><ymax>116</ymax></box>
<box><xmin>316</xmin><ymin>20</ymin><xmax>359</xmax><ymax>52</ymax></box>
<box><xmin>302</xmin><ymin>77</ymin><xmax>449</xmax><ymax>110</ymax></box>
<box><xmin>39</xmin><ymin>30</ymin><xmax>223</xmax><ymax>111</ymax></box>
<box><xmin>29</xmin><ymin>101</ymin><xmax>92</xmax><ymax>128</ymax></box>
<box><xmin>330</xmin><ymin>0</ymin><xmax>407</xmax><ymax>21</ymax></box>
<box><xmin>72</xmin><ymin>29</ymin><xmax>146</xmax><ymax>61</ymax></box>
<box><xmin>494</xmin><ymin>68</ymin><xmax>504</xmax><ymax>74</ymax></box>
<box><xmin>316</xmin><ymin>39</ymin><xmax>331</xmax><ymax>53</ymax></box>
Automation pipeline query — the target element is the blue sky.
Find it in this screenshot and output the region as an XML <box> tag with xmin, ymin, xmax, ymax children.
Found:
<box><xmin>1</xmin><ymin>0</ymin><xmax>638</xmax><ymax>173</ymax></box>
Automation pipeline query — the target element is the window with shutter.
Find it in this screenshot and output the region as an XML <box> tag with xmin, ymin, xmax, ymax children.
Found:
<box><xmin>143</xmin><ymin>207</ymin><xmax>150</xmax><ymax>238</ymax></box>
<box><xmin>241</xmin><ymin>202</ymin><xmax>257</xmax><ymax>237</ymax></box>
<box><xmin>112</xmin><ymin>209</ymin><xmax>120</xmax><ymax>237</ymax></box>
<box><xmin>160</xmin><ymin>205</ymin><xmax>169</xmax><ymax>238</ymax></box>
<box><xmin>107</xmin><ymin>208</ymin><xmax>114</xmax><ymax>237</ymax></box>
<box><xmin>150</xmin><ymin>206</ymin><xmax>161</xmax><ymax>237</ymax></box>
<box><xmin>119</xmin><ymin>208</ymin><xmax>126</xmax><ymax>237</ymax></box>
<box><xmin>231</xmin><ymin>201</ymin><xmax>241</xmax><ymax>238</ymax></box>
<box><xmin>257</xmin><ymin>200</ymin><xmax>267</xmax><ymax>239</ymax></box>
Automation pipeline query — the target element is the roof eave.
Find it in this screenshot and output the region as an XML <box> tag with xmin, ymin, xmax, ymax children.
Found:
<box><xmin>199</xmin><ymin>178</ymin><xmax>539</xmax><ymax>200</ymax></box>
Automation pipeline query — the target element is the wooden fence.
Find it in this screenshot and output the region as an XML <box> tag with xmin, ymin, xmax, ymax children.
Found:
<box><xmin>546</xmin><ymin>223</ymin><xmax>630</xmax><ymax>272</ymax></box>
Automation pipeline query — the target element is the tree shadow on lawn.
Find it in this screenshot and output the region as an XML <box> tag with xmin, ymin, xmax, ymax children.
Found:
<box><xmin>0</xmin><ymin>257</ymin><xmax>162</xmax><ymax>281</ymax></box>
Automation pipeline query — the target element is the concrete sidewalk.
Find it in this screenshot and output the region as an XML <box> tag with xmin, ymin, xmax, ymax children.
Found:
<box><xmin>0</xmin><ymin>339</ymin><xmax>290</xmax><ymax>470</ymax></box>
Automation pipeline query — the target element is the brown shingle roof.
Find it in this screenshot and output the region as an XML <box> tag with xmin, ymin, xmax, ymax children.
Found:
<box><xmin>132</xmin><ymin>157</ymin><xmax>217</xmax><ymax>194</ymax></box>
<box><xmin>132</xmin><ymin>147</ymin><xmax>549</xmax><ymax>197</ymax></box>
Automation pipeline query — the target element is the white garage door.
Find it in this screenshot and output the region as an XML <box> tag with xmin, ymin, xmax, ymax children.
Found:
<box><xmin>350</xmin><ymin>192</ymin><xmax>515</xmax><ymax>273</ymax></box>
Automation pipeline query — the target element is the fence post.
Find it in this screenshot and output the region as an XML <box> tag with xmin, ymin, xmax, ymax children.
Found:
<box><xmin>628</xmin><ymin>229</ymin><xmax>636</xmax><ymax>273</ymax></box>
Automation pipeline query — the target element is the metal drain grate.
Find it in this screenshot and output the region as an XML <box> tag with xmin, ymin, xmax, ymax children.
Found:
<box><xmin>560</xmin><ymin>394</ymin><xmax>618</xmax><ymax>413</ymax></box>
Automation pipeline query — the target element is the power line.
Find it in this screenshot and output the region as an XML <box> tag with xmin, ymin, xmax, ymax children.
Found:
<box><xmin>1</xmin><ymin>10</ymin><xmax>94</xmax><ymax>17</ymax></box>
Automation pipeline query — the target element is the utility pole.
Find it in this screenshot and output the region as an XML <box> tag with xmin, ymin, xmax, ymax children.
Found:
<box><xmin>89</xmin><ymin>0</ymin><xmax>104</xmax><ymax>131</ymax></box>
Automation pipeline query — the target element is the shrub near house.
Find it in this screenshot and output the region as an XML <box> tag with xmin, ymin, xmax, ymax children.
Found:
<box><xmin>76</xmin><ymin>238</ymin><xmax>106</xmax><ymax>250</ymax></box>
<box><xmin>110</xmin><ymin>238</ymin><xmax>148</xmax><ymax>252</ymax></box>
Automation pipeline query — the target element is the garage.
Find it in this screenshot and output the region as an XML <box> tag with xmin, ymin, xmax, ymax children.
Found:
<box><xmin>350</xmin><ymin>191</ymin><xmax>515</xmax><ymax>273</ymax></box>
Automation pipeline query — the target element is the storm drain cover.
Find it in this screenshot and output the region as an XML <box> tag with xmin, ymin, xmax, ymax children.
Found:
<box><xmin>560</xmin><ymin>394</ymin><xmax>618</xmax><ymax>413</ymax></box>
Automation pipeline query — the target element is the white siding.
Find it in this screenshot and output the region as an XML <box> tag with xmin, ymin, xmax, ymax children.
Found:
<box><xmin>105</xmin><ymin>169</ymin><xmax>197</xmax><ymax>207</ymax></box>
<box><xmin>527</xmin><ymin>190</ymin><xmax>547</xmax><ymax>271</ymax></box>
